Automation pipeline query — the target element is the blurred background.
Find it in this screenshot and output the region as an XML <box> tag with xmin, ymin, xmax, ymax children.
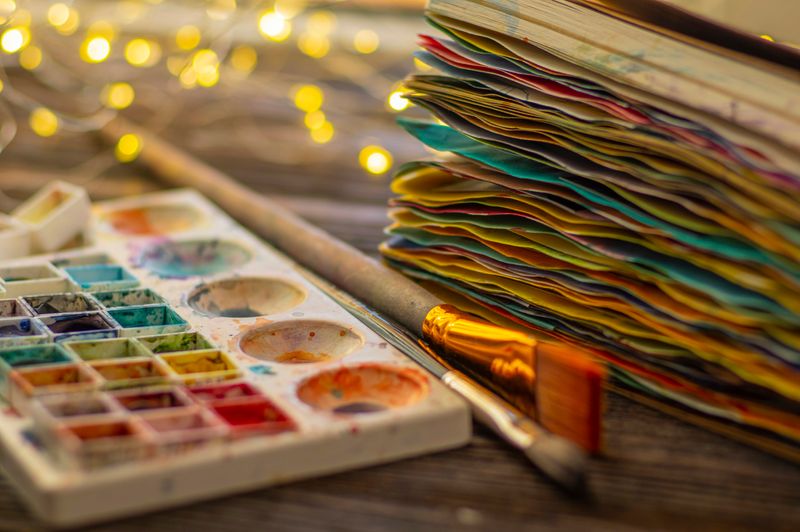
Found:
<box><xmin>0</xmin><ymin>0</ymin><xmax>428</xmax><ymax>253</ymax></box>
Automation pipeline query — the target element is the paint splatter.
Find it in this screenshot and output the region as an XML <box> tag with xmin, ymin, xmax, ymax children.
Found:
<box><xmin>248</xmin><ymin>365</ymin><xmax>275</xmax><ymax>376</ymax></box>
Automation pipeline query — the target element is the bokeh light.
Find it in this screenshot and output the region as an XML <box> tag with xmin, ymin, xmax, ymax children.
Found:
<box><xmin>81</xmin><ymin>36</ymin><xmax>111</xmax><ymax>63</ymax></box>
<box><xmin>293</xmin><ymin>84</ymin><xmax>324</xmax><ymax>113</ymax></box>
<box><xmin>29</xmin><ymin>107</ymin><xmax>59</xmax><ymax>137</ymax></box>
<box><xmin>115</xmin><ymin>133</ymin><xmax>143</xmax><ymax>162</ymax></box>
<box><xmin>359</xmin><ymin>145</ymin><xmax>392</xmax><ymax>175</ymax></box>
<box><xmin>353</xmin><ymin>30</ymin><xmax>380</xmax><ymax>54</ymax></box>
<box><xmin>125</xmin><ymin>38</ymin><xmax>161</xmax><ymax>67</ymax></box>
<box><xmin>258</xmin><ymin>11</ymin><xmax>291</xmax><ymax>42</ymax></box>
<box><xmin>1</xmin><ymin>27</ymin><xmax>29</xmax><ymax>54</ymax></box>
<box><xmin>102</xmin><ymin>82</ymin><xmax>136</xmax><ymax>110</ymax></box>
<box><xmin>18</xmin><ymin>44</ymin><xmax>41</xmax><ymax>70</ymax></box>
<box><xmin>176</xmin><ymin>25</ymin><xmax>201</xmax><ymax>51</ymax></box>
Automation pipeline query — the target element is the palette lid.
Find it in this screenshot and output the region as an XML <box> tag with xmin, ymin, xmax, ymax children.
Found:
<box><xmin>12</xmin><ymin>181</ymin><xmax>90</xmax><ymax>253</ymax></box>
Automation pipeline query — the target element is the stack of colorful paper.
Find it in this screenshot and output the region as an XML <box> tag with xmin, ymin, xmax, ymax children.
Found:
<box><xmin>382</xmin><ymin>0</ymin><xmax>800</xmax><ymax>457</ymax></box>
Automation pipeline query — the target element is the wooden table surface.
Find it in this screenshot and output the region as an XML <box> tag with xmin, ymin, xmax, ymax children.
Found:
<box><xmin>1</xmin><ymin>47</ymin><xmax>800</xmax><ymax>531</ymax></box>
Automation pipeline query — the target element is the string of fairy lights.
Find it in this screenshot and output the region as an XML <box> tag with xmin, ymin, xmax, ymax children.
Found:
<box><xmin>0</xmin><ymin>0</ymin><xmax>420</xmax><ymax>178</ymax></box>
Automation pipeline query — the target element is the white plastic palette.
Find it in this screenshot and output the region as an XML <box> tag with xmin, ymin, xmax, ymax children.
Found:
<box><xmin>0</xmin><ymin>190</ymin><xmax>470</xmax><ymax>527</ymax></box>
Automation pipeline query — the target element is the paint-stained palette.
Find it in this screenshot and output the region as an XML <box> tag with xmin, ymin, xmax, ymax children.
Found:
<box><xmin>0</xmin><ymin>190</ymin><xmax>470</xmax><ymax>527</ymax></box>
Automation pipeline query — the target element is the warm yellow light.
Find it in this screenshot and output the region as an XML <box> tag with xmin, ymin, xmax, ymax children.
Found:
<box><xmin>47</xmin><ymin>3</ymin><xmax>70</xmax><ymax>27</ymax></box>
<box><xmin>190</xmin><ymin>49</ymin><xmax>219</xmax><ymax>88</ymax></box>
<box><xmin>353</xmin><ymin>29</ymin><xmax>379</xmax><ymax>54</ymax></box>
<box><xmin>176</xmin><ymin>25</ymin><xmax>201</xmax><ymax>51</ymax></box>
<box><xmin>102</xmin><ymin>82</ymin><xmax>135</xmax><ymax>110</ymax></box>
<box><xmin>275</xmin><ymin>0</ymin><xmax>306</xmax><ymax>19</ymax></box>
<box><xmin>1</xmin><ymin>27</ymin><xmax>29</xmax><ymax>53</ymax></box>
<box><xmin>359</xmin><ymin>145</ymin><xmax>392</xmax><ymax>175</ymax></box>
<box><xmin>29</xmin><ymin>107</ymin><xmax>59</xmax><ymax>137</ymax></box>
<box><xmin>304</xmin><ymin>110</ymin><xmax>325</xmax><ymax>130</ymax></box>
<box><xmin>125</xmin><ymin>38</ymin><xmax>160</xmax><ymax>67</ymax></box>
<box><xmin>207</xmin><ymin>0</ymin><xmax>236</xmax><ymax>21</ymax></box>
<box><xmin>192</xmin><ymin>49</ymin><xmax>218</xmax><ymax>69</ymax></box>
<box><xmin>293</xmin><ymin>84</ymin><xmax>323</xmax><ymax>113</ymax></box>
<box><xmin>19</xmin><ymin>44</ymin><xmax>41</xmax><ymax>70</ymax></box>
<box><xmin>298</xmin><ymin>33</ymin><xmax>329</xmax><ymax>58</ymax></box>
<box><xmin>0</xmin><ymin>79</ymin><xmax>4</xmax><ymax>94</ymax></box>
<box><xmin>306</xmin><ymin>10</ymin><xmax>336</xmax><ymax>34</ymax></box>
<box><xmin>310</xmin><ymin>121</ymin><xmax>334</xmax><ymax>144</ymax></box>
<box><xmin>179</xmin><ymin>66</ymin><xmax>197</xmax><ymax>89</ymax></box>
<box><xmin>258</xmin><ymin>11</ymin><xmax>291</xmax><ymax>42</ymax></box>
<box><xmin>761</xmin><ymin>34</ymin><xmax>775</xmax><ymax>42</ymax></box>
<box><xmin>13</xmin><ymin>8</ymin><xmax>31</xmax><ymax>27</ymax></box>
<box><xmin>230</xmin><ymin>45</ymin><xmax>257</xmax><ymax>73</ymax></box>
<box><xmin>388</xmin><ymin>90</ymin><xmax>410</xmax><ymax>112</ymax></box>
<box><xmin>196</xmin><ymin>66</ymin><xmax>219</xmax><ymax>87</ymax></box>
<box><xmin>87</xmin><ymin>21</ymin><xmax>116</xmax><ymax>41</ymax></box>
<box><xmin>54</xmin><ymin>8</ymin><xmax>79</xmax><ymax>35</ymax></box>
<box><xmin>82</xmin><ymin>37</ymin><xmax>111</xmax><ymax>63</ymax></box>
<box><xmin>166</xmin><ymin>55</ymin><xmax>185</xmax><ymax>76</ymax></box>
<box><xmin>0</xmin><ymin>1</ymin><xmax>15</xmax><ymax>26</ymax></box>
<box><xmin>115</xmin><ymin>133</ymin><xmax>142</xmax><ymax>162</ymax></box>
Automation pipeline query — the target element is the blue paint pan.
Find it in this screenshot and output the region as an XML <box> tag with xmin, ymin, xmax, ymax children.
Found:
<box><xmin>64</xmin><ymin>265</ymin><xmax>138</xmax><ymax>292</ymax></box>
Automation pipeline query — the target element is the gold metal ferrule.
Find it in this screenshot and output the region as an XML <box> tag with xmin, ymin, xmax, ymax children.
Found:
<box><xmin>422</xmin><ymin>304</ymin><xmax>538</xmax><ymax>415</ymax></box>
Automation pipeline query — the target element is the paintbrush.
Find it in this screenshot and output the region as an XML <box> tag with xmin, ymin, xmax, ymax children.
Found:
<box><xmin>98</xmin><ymin>117</ymin><xmax>605</xmax><ymax>490</ymax></box>
<box><xmin>292</xmin><ymin>261</ymin><xmax>590</xmax><ymax>493</ymax></box>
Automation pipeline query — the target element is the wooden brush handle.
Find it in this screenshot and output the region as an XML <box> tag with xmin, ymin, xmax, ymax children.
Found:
<box><xmin>100</xmin><ymin>117</ymin><xmax>441</xmax><ymax>335</ymax></box>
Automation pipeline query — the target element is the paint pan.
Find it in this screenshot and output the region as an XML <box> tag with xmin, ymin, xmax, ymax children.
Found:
<box><xmin>51</xmin><ymin>253</ymin><xmax>115</xmax><ymax>268</ymax></box>
<box><xmin>64</xmin><ymin>265</ymin><xmax>138</xmax><ymax>292</ymax></box>
<box><xmin>107</xmin><ymin>305</ymin><xmax>189</xmax><ymax>337</ymax></box>
<box><xmin>187</xmin><ymin>380</ymin><xmax>262</xmax><ymax>403</ymax></box>
<box><xmin>11</xmin><ymin>181</ymin><xmax>91</xmax><ymax>253</ymax></box>
<box><xmin>0</xmin><ymin>344</ymin><xmax>73</xmax><ymax>371</ymax></box>
<box><xmin>138</xmin><ymin>239</ymin><xmax>252</xmax><ymax>278</ymax></box>
<box><xmin>89</xmin><ymin>358</ymin><xmax>172</xmax><ymax>390</ymax></box>
<box><xmin>297</xmin><ymin>364</ymin><xmax>429</xmax><ymax>415</ymax></box>
<box><xmin>238</xmin><ymin>320</ymin><xmax>363</xmax><ymax>364</ymax></box>
<box><xmin>40</xmin><ymin>312</ymin><xmax>119</xmax><ymax>343</ymax></box>
<box><xmin>8</xmin><ymin>363</ymin><xmax>99</xmax><ymax>413</ymax></box>
<box><xmin>0</xmin><ymin>318</ymin><xmax>50</xmax><ymax>349</ymax></box>
<box><xmin>0</xmin><ymin>344</ymin><xmax>73</xmax><ymax>397</ymax></box>
<box><xmin>22</xmin><ymin>293</ymin><xmax>102</xmax><ymax>316</ymax></box>
<box><xmin>160</xmin><ymin>350</ymin><xmax>240</xmax><ymax>384</ymax></box>
<box><xmin>0</xmin><ymin>299</ymin><xmax>32</xmax><ymax>318</ymax></box>
<box><xmin>0</xmin><ymin>214</ymin><xmax>31</xmax><ymax>260</ymax></box>
<box><xmin>100</xmin><ymin>203</ymin><xmax>205</xmax><ymax>236</ymax></box>
<box><xmin>64</xmin><ymin>338</ymin><xmax>151</xmax><ymax>362</ymax></box>
<box><xmin>187</xmin><ymin>277</ymin><xmax>305</xmax><ymax>318</ymax></box>
<box><xmin>112</xmin><ymin>386</ymin><xmax>194</xmax><ymax>413</ymax></box>
<box><xmin>0</xmin><ymin>263</ymin><xmax>72</xmax><ymax>297</ymax></box>
<box><xmin>137</xmin><ymin>331</ymin><xmax>215</xmax><ymax>355</ymax></box>
<box><xmin>34</xmin><ymin>392</ymin><xmax>120</xmax><ymax>420</ymax></box>
<box><xmin>92</xmin><ymin>288</ymin><xmax>167</xmax><ymax>309</ymax></box>
<box><xmin>51</xmin><ymin>418</ymin><xmax>152</xmax><ymax>470</ymax></box>
<box><xmin>141</xmin><ymin>408</ymin><xmax>228</xmax><ymax>456</ymax></box>
<box><xmin>210</xmin><ymin>397</ymin><xmax>295</xmax><ymax>437</ymax></box>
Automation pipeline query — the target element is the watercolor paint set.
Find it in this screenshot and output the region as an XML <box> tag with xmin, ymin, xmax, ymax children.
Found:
<box><xmin>0</xmin><ymin>189</ymin><xmax>470</xmax><ymax>527</ymax></box>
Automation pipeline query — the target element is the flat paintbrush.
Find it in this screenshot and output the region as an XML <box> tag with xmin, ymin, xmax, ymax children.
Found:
<box><xmin>99</xmin><ymin>117</ymin><xmax>606</xmax><ymax>492</ymax></box>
